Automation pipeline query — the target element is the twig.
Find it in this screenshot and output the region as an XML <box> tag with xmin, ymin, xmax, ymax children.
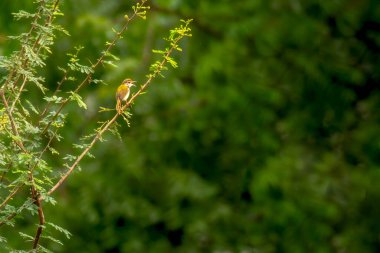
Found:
<box><xmin>46</xmin><ymin>115</ymin><xmax>117</xmax><ymax>195</ymax></box>
<box><xmin>0</xmin><ymin>90</ymin><xmax>27</xmax><ymax>152</ymax></box>
<box><xmin>28</xmin><ymin>127</ymin><xmax>59</xmax><ymax>177</ymax></box>
<box><xmin>10</xmin><ymin>75</ymin><xmax>28</xmax><ymax>113</ymax></box>
<box><xmin>0</xmin><ymin>164</ymin><xmax>12</xmax><ymax>183</ymax></box>
<box><xmin>0</xmin><ymin>171</ymin><xmax>6</xmax><ymax>183</ymax></box>
<box><xmin>39</xmin><ymin>72</ymin><xmax>67</xmax><ymax>120</ymax></box>
<box><xmin>0</xmin><ymin>184</ymin><xmax>24</xmax><ymax>210</ymax></box>
<box><xmin>0</xmin><ymin>212</ymin><xmax>17</xmax><ymax>227</ymax></box>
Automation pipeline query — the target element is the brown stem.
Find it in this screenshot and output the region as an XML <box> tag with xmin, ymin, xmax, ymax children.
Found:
<box><xmin>31</xmin><ymin>175</ymin><xmax>45</xmax><ymax>249</ymax></box>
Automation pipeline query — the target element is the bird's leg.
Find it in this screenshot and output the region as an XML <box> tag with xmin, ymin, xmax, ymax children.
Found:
<box><xmin>116</xmin><ymin>99</ymin><xmax>121</xmax><ymax>114</ymax></box>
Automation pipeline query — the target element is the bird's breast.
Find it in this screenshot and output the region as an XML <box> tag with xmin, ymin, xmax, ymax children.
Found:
<box><xmin>121</xmin><ymin>90</ymin><xmax>130</xmax><ymax>101</ymax></box>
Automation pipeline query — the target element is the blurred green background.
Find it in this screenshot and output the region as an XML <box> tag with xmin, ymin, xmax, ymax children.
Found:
<box><xmin>1</xmin><ymin>0</ymin><xmax>380</xmax><ymax>252</ymax></box>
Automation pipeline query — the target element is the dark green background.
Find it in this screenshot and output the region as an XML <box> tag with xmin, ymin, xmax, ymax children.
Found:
<box><xmin>1</xmin><ymin>0</ymin><xmax>380</xmax><ymax>252</ymax></box>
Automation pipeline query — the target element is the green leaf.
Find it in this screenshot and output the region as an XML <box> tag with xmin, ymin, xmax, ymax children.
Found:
<box><xmin>42</xmin><ymin>235</ymin><xmax>63</xmax><ymax>245</ymax></box>
<box><xmin>43</xmin><ymin>95</ymin><xmax>64</xmax><ymax>104</ymax></box>
<box><xmin>0</xmin><ymin>235</ymin><xmax>7</xmax><ymax>243</ymax></box>
<box><xmin>25</xmin><ymin>100</ymin><xmax>39</xmax><ymax>114</ymax></box>
<box><xmin>43</xmin><ymin>195</ymin><xmax>57</xmax><ymax>206</ymax></box>
<box><xmin>152</xmin><ymin>49</ymin><xmax>165</xmax><ymax>54</ymax></box>
<box><xmin>63</xmin><ymin>154</ymin><xmax>77</xmax><ymax>161</ymax></box>
<box><xmin>53</xmin><ymin>11</ymin><xmax>64</xmax><ymax>16</ymax></box>
<box><xmin>18</xmin><ymin>232</ymin><xmax>34</xmax><ymax>241</ymax></box>
<box><xmin>46</xmin><ymin>222</ymin><xmax>72</xmax><ymax>239</ymax></box>
<box><xmin>12</xmin><ymin>10</ymin><xmax>36</xmax><ymax>20</ymax></box>
<box><xmin>103</xmin><ymin>51</ymin><xmax>120</xmax><ymax>61</ymax></box>
<box><xmin>104</xmin><ymin>60</ymin><xmax>118</xmax><ymax>68</ymax></box>
<box><xmin>68</xmin><ymin>91</ymin><xmax>87</xmax><ymax>109</ymax></box>
<box><xmin>48</xmin><ymin>147</ymin><xmax>59</xmax><ymax>155</ymax></box>
<box><xmin>99</xmin><ymin>107</ymin><xmax>114</xmax><ymax>113</ymax></box>
<box><xmin>18</xmin><ymin>153</ymin><xmax>33</xmax><ymax>164</ymax></box>
<box><xmin>166</xmin><ymin>56</ymin><xmax>178</xmax><ymax>68</ymax></box>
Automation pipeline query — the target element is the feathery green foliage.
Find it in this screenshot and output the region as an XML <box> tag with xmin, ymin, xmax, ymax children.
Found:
<box><xmin>0</xmin><ymin>0</ymin><xmax>191</xmax><ymax>251</ymax></box>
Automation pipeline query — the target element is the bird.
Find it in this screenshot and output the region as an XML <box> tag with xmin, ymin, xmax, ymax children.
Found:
<box><xmin>116</xmin><ymin>78</ymin><xmax>136</xmax><ymax>114</ymax></box>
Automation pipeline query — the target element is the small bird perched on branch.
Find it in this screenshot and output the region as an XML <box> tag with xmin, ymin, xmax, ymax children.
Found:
<box><xmin>116</xmin><ymin>78</ymin><xmax>135</xmax><ymax>114</ymax></box>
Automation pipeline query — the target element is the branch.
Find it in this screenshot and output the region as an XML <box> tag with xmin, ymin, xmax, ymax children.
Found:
<box><xmin>43</xmin><ymin>22</ymin><xmax>191</xmax><ymax>197</ymax></box>
<box><xmin>32</xmin><ymin>202</ymin><xmax>45</xmax><ymax>249</ymax></box>
<box><xmin>47</xmin><ymin>113</ymin><xmax>118</xmax><ymax>195</ymax></box>
<box><xmin>40</xmin><ymin>2</ymin><xmax>144</xmax><ymax>135</ymax></box>
<box><xmin>0</xmin><ymin>2</ymin><xmax>147</xmax><ymax>227</ymax></box>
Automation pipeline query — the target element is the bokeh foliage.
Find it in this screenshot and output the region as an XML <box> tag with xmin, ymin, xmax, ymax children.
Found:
<box><xmin>1</xmin><ymin>0</ymin><xmax>380</xmax><ymax>252</ymax></box>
